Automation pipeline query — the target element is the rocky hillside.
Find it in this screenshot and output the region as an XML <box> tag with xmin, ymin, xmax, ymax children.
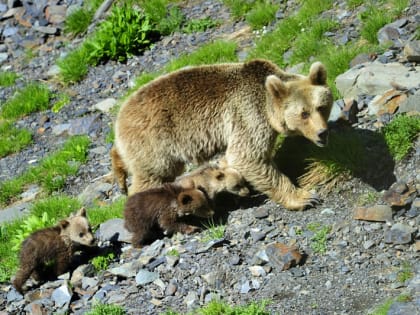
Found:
<box><xmin>0</xmin><ymin>0</ymin><xmax>419</xmax><ymax>314</ymax></box>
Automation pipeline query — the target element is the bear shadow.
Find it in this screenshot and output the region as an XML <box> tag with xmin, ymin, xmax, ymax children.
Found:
<box><xmin>274</xmin><ymin>124</ymin><xmax>396</xmax><ymax>192</ymax></box>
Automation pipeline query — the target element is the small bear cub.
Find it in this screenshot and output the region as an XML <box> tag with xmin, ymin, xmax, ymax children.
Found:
<box><xmin>176</xmin><ymin>164</ymin><xmax>249</xmax><ymax>199</ymax></box>
<box><xmin>13</xmin><ymin>208</ymin><xmax>95</xmax><ymax>294</ymax></box>
<box><xmin>124</xmin><ymin>183</ymin><xmax>214</xmax><ymax>247</ymax></box>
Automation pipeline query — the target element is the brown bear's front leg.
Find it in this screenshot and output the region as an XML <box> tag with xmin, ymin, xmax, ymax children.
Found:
<box><xmin>228</xmin><ymin>159</ymin><xmax>319</xmax><ymax>211</ymax></box>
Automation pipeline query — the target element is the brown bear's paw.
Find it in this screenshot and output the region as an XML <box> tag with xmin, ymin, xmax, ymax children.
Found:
<box><xmin>282</xmin><ymin>189</ymin><xmax>321</xmax><ymax>211</ymax></box>
<box><xmin>181</xmin><ymin>225</ymin><xmax>201</xmax><ymax>234</ymax></box>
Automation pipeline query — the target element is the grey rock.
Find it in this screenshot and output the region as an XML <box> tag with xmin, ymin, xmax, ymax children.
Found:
<box><xmin>249</xmin><ymin>266</ymin><xmax>266</xmax><ymax>277</ymax></box>
<box><xmin>68</xmin><ymin>114</ymin><xmax>102</xmax><ymax>136</ymax></box>
<box><xmin>166</xmin><ymin>255</ymin><xmax>179</xmax><ymax>268</ymax></box>
<box><xmin>51</xmin><ymin>284</ymin><xmax>72</xmax><ymax>308</ymax></box>
<box><xmin>93</xmin><ymin>98</ymin><xmax>117</xmax><ymax>113</ymax></box>
<box><xmin>97</xmin><ymin>218</ymin><xmax>132</xmax><ymax>243</ymax></box>
<box><xmin>33</xmin><ymin>25</ymin><xmax>58</xmax><ymax>35</ymax></box>
<box><xmin>253</xmin><ymin>207</ymin><xmax>269</xmax><ymax>219</ymax></box>
<box><xmin>165</xmin><ymin>281</ymin><xmax>177</xmax><ymax>296</ymax></box>
<box><xmin>377</xmin><ymin>25</ymin><xmax>401</xmax><ymax>46</ymax></box>
<box><xmin>3</xmin><ymin>26</ymin><xmax>18</xmax><ymax>37</ymax></box>
<box><xmin>184</xmin><ymin>291</ymin><xmax>199</xmax><ymax>309</ymax></box>
<box><xmin>93</xmin><ymin>0</ymin><xmax>114</xmax><ymax>20</ymax></box>
<box><xmin>384</xmin><ymin>223</ymin><xmax>416</xmax><ymax>244</ymax></box>
<box><xmin>142</xmin><ymin>239</ymin><xmax>165</xmax><ymax>257</ymax></box>
<box><xmin>70</xmin><ymin>264</ymin><xmax>95</xmax><ymax>287</ymax></box>
<box><xmin>109</xmin><ymin>261</ymin><xmax>138</xmax><ymax>278</ymax></box>
<box><xmin>399</xmin><ymin>89</ymin><xmax>420</xmax><ymax>113</ymax></box>
<box><xmin>82</xmin><ymin>277</ymin><xmax>98</xmax><ymax>290</ymax></box>
<box><xmin>78</xmin><ymin>182</ymin><xmax>113</xmax><ymax>207</ymax></box>
<box><xmin>240</xmin><ymin>281</ymin><xmax>251</xmax><ymax>294</ymax></box>
<box><xmin>7</xmin><ymin>289</ymin><xmax>23</xmax><ymax>302</ymax></box>
<box><xmin>335</xmin><ymin>62</ymin><xmax>420</xmax><ymax>98</ymax></box>
<box><xmin>404</xmin><ymin>40</ymin><xmax>420</xmax><ymax>62</ymax></box>
<box><xmin>46</xmin><ymin>65</ymin><xmax>60</xmax><ymax>78</ymax></box>
<box><xmin>387</xmin><ymin>301</ymin><xmax>420</xmax><ymax>315</ymax></box>
<box><xmin>135</xmin><ymin>269</ymin><xmax>159</xmax><ymax>286</ymax></box>
<box><xmin>0</xmin><ymin>52</ymin><xmax>8</xmax><ymax>63</ymax></box>
<box><xmin>0</xmin><ymin>202</ymin><xmax>31</xmax><ymax>224</ymax></box>
<box><xmin>52</xmin><ymin>123</ymin><xmax>71</xmax><ymax>136</ymax></box>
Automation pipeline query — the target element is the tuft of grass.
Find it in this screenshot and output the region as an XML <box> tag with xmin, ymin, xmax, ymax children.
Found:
<box><xmin>202</xmin><ymin>219</ymin><xmax>225</xmax><ymax>242</ymax></box>
<box><xmin>222</xmin><ymin>0</ymin><xmax>254</xmax><ymax>20</ymax></box>
<box><xmin>357</xmin><ymin>191</ymin><xmax>379</xmax><ymax>206</ymax></box>
<box><xmin>57</xmin><ymin>47</ymin><xmax>90</xmax><ymax>84</ymax></box>
<box><xmin>245</xmin><ymin>1</ymin><xmax>278</xmax><ymax>30</ymax></box>
<box><xmin>0</xmin><ymin>135</ymin><xmax>90</xmax><ymax>205</ymax></box>
<box><xmin>346</xmin><ymin>0</ymin><xmax>364</xmax><ymax>8</ymax></box>
<box><xmin>369</xmin><ymin>293</ymin><xmax>412</xmax><ymax>315</ymax></box>
<box><xmin>183</xmin><ymin>17</ymin><xmax>220</xmax><ymax>34</ymax></box>
<box><xmin>85</xmin><ymin>302</ymin><xmax>126</xmax><ymax>315</ymax></box>
<box><xmin>64</xmin><ymin>0</ymin><xmax>104</xmax><ymax>36</ymax></box>
<box><xmin>166</xmin><ymin>248</ymin><xmax>180</xmax><ymax>257</ymax></box>
<box><xmin>88</xmin><ymin>197</ymin><xmax>126</xmax><ymax>227</ymax></box>
<box><xmin>0</xmin><ymin>121</ymin><xmax>32</xmax><ymax>158</ymax></box>
<box><xmin>1</xmin><ymin>83</ymin><xmax>51</xmax><ymax>119</ymax></box>
<box><xmin>359</xmin><ymin>5</ymin><xmax>392</xmax><ymax>44</ymax></box>
<box><xmin>382</xmin><ymin>114</ymin><xmax>420</xmax><ymax>161</ymax></box>
<box><xmin>0</xmin><ymin>71</ymin><xmax>19</xmax><ymax>87</ymax></box>
<box><xmin>307</xmin><ymin>222</ymin><xmax>331</xmax><ymax>254</ymax></box>
<box><xmin>140</xmin><ymin>0</ymin><xmax>184</xmax><ymax>35</ymax></box>
<box><xmin>91</xmin><ymin>253</ymin><xmax>115</xmax><ymax>272</ymax></box>
<box><xmin>52</xmin><ymin>92</ymin><xmax>71</xmax><ymax>113</ymax></box>
<box><xmin>397</xmin><ymin>261</ymin><xmax>414</xmax><ymax>283</ymax></box>
<box><xmin>164</xmin><ymin>300</ymin><xmax>270</xmax><ymax>315</ymax></box>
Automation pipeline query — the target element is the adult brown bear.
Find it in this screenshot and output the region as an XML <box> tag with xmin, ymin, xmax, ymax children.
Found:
<box><xmin>113</xmin><ymin>59</ymin><xmax>333</xmax><ymax>210</ymax></box>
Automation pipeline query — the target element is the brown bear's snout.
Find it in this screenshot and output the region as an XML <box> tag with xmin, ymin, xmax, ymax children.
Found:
<box><xmin>316</xmin><ymin>128</ymin><xmax>329</xmax><ymax>147</ymax></box>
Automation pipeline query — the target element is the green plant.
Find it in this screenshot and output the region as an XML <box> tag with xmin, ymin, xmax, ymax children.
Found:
<box><xmin>157</xmin><ymin>5</ymin><xmax>185</xmax><ymax>35</ymax></box>
<box><xmin>85</xmin><ymin>1</ymin><xmax>155</xmax><ymax>63</ymax></box>
<box><xmin>397</xmin><ymin>261</ymin><xmax>414</xmax><ymax>283</ymax></box>
<box><xmin>57</xmin><ymin>47</ymin><xmax>90</xmax><ymax>83</ymax></box>
<box><xmin>1</xmin><ymin>83</ymin><xmax>51</xmax><ymax>119</ymax></box>
<box><xmin>358</xmin><ymin>191</ymin><xmax>379</xmax><ymax>206</ymax></box>
<box><xmin>359</xmin><ymin>5</ymin><xmax>392</xmax><ymax>44</ymax></box>
<box><xmin>91</xmin><ymin>253</ymin><xmax>115</xmax><ymax>272</ymax></box>
<box><xmin>0</xmin><ymin>136</ymin><xmax>90</xmax><ymax>205</ymax></box>
<box><xmin>11</xmin><ymin>212</ymin><xmax>55</xmax><ymax>251</ymax></box>
<box><xmin>0</xmin><ymin>121</ymin><xmax>32</xmax><ymax>158</ymax></box>
<box><xmin>202</xmin><ymin>219</ymin><xmax>225</xmax><ymax>242</ymax></box>
<box><xmin>222</xmin><ymin>0</ymin><xmax>254</xmax><ymax>20</ymax></box>
<box><xmin>382</xmin><ymin>114</ymin><xmax>420</xmax><ymax>161</ymax></box>
<box><xmin>0</xmin><ymin>71</ymin><xmax>19</xmax><ymax>86</ymax></box>
<box><xmin>52</xmin><ymin>92</ymin><xmax>71</xmax><ymax>113</ymax></box>
<box><xmin>163</xmin><ymin>299</ymin><xmax>270</xmax><ymax>315</ymax></box>
<box><xmin>64</xmin><ymin>0</ymin><xmax>105</xmax><ymax>36</ymax></box>
<box><xmin>85</xmin><ymin>302</ymin><xmax>126</xmax><ymax>315</ymax></box>
<box><xmin>307</xmin><ymin>222</ymin><xmax>331</xmax><ymax>254</ymax></box>
<box><xmin>369</xmin><ymin>294</ymin><xmax>412</xmax><ymax>315</ymax></box>
<box><xmin>245</xmin><ymin>1</ymin><xmax>278</xmax><ymax>30</ymax></box>
<box><xmin>88</xmin><ymin>197</ymin><xmax>126</xmax><ymax>227</ymax></box>
<box><xmin>30</xmin><ymin>195</ymin><xmax>82</xmax><ymax>221</ymax></box>
<box><xmin>346</xmin><ymin>0</ymin><xmax>364</xmax><ymax>8</ymax></box>
<box><xmin>183</xmin><ymin>17</ymin><xmax>219</xmax><ymax>33</ymax></box>
<box><xmin>166</xmin><ymin>248</ymin><xmax>180</xmax><ymax>257</ymax></box>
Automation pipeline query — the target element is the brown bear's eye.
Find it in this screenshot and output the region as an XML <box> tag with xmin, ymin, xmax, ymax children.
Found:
<box><xmin>301</xmin><ymin>111</ymin><xmax>310</xmax><ymax>119</ymax></box>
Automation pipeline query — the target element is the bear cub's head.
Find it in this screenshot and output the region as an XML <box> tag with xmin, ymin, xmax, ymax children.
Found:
<box><xmin>266</xmin><ymin>62</ymin><xmax>333</xmax><ymax>147</ymax></box>
<box><xmin>176</xmin><ymin>188</ymin><xmax>214</xmax><ymax>219</ymax></box>
<box><xmin>212</xmin><ymin>167</ymin><xmax>249</xmax><ymax>197</ymax></box>
<box><xmin>59</xmin><ymin>207</ymin><xmax>95</xmax><ymax>247</ymax></box>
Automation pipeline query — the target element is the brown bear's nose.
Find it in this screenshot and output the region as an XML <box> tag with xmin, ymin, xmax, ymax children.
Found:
<box><xmin>317</xmin><ymin>128</ymin><xmax>329</xmax><ymax>145</ymax></box>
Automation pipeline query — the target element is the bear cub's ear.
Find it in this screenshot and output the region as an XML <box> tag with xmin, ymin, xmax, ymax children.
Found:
<box><xmin>265</xmin><ymin>75</ymin><xmax>287</xmax><ymax>99</ymax></box>
<box><xmin>76</xmin><ymin>207</ymin><xmax>87</xmax><ymax>217</ymax></box>
<box><xmin>309</xmin><ymin>62</ymin><xmax>327</xmax><ymax>86</ymax></box>
<box><xmin>215</xmin><ymin>171</ymin><xmax>225</xmax><ymax>181</ymax></box>
<box><xmin>58</xmin><ymin>220</ymin><xmax>70</xmax><ymax>229</ymax></box>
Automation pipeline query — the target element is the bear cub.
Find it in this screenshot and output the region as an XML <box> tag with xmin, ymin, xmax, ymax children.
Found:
<box><xmin>13</xmin><ymin>208</ymin><xmax>95</xmax><ymax>294</ymax></box>
<box><xmin>124</xmin><ymin>183</ymin><xmax>214</xmax><ymax>247</ymax></box>
<box><xmin>176</xmin><ymin>164</ymin><xmax>249</xmax><ymax>199</ymax></box>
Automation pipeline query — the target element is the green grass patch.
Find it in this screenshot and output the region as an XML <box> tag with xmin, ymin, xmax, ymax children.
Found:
<box><xmin>88</xmin><ymin>196</ymin><xmax>126</xmax><ymax>227</ymax></box>
<box><xmin>0</xmin><ymin>121</ymin><xmax>32</xmax><ymax>158</ymax></box>
<box><xmin>0</xmin><ymin>71</ymin><xmax>19</xmax><ymax>87</ymax></box>
<box><xmin>141</xmin><ymin>0</ymin><xmax>185</xmax><ymax>35</ymax></box>
<box><xmin>245</xmin><ymin>1</ymin><xmax>278</xmax><ymax>30</ymax></box>
<box><xmin>85</xmin><ymin>302</ymin><xmax>126</xmax><ymax>315</ymax></box>
<box><xmin>202</xmin><ymin>219</ymin><xmax>225</xmax><ymax>242</ymax></box>
<box><xmin>1</xmin><ymin>83</ymin><xmax>51</xmax><ymax>119</ymax></box>
<box><xmin>397</xmin><ymin>261</ymin><xmax>414</xmax><ymax>283</ymax></box>
<box><xmin>183</xmin><ymin>17</ymin><xmax>220</xmax><ymax>33</ymax></box>
<box><xmin>369</xmin><ymin>293</ymin><xmax>413</xmax><ymax>315</ymax></box>
<box><xmin>164</xmin><ymin>300</ymin><xmax>270</xmax><ymax>315</ymax></box>
<box><xmin>307</xmin><ymin>222</ymin><xmax>331</xmax><ymax>254</ymax></box>
<box><xmin>166</xmin><ymin>248</ymin><xmax>180</xmax><ymax>257</ymax></box>
<box><xmin>91</xmin><ymin>252</ymin><xmax>115</xmax><ymax>272</ymax></box>
<box><xmin>52</xmin><ymin>92</ymin><xmax>71</xmax><ymax>113</ymax></box>
<box><xmin>222</xmin><ymin>0</ymin><xmax>254</xmax><ymax>20</ymax></box>
<box><xmin>346</xmin><ymin>0</ymin><xmax>364</xmax><ymax>8</ymax></box>
<box><xmin>57</xmin><ymin>47</ymin><xmax>90</xmax><ymax>84</ymax></box>
<box><xmin>64</xmin><ymin>8</ymin><xmax>94</xmax><ymax>36</ymax></box>
<box><xmin>382</xmin><ymin>114</ymin><xmax>420</xmax><ymax>161</ymax></box>
<box><xmin>0</xmin><ymin>135</ymin><xmax>90</xmax><ymax>205</ymax></box>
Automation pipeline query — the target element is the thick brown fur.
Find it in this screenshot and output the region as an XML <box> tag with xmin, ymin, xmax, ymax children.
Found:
<box><xmin>176</xmin><ymin>164</ymin><xmax>249</xmax><ymax>199</ymax></box>
<box><xmin>124</xmin><ymin>183</ymin><xmax>214</xmax><ymax>247</ymax></box>
<box><xmin>13</xmin><ymin>208</ymin><xmax>95</xmax><ymax>294</ymax></box>
<box><xmin>113</xmin><ymin>59</ymin><xmax>333</xmax><ymax>210</ymax></box>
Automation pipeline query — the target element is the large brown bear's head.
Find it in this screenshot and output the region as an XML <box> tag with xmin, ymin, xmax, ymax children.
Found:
<box><xmin>266</xmin><ymin>62</ymin><xmax>333</xmax><ymax>147</ymax></box>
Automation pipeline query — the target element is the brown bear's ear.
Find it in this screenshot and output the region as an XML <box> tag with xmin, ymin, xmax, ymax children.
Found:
<box><xmin>215</xmin><ymin>171</ymin><xmax>225</xmax><ymax>181</ymax></box>
<box><xmin>309</xmin><ymin>62</ymin><xmax>327</xmax><ymax>85</ymax></box>
<box><xmin>265</xmin><ymin>75</ymin><xmax>287</xmax><ymax>99</ymax></box>
<box><xmin>179</xmin><ymin>193</ymin><xmax>193</xmax><ymax>205</ymax></box>
<box><xmin>76</xmin><ymin>207</ymin><xmax>87</xmax><ymax>217</ymax></box>
<box><xmin>58</xmin><ymin>220</ymin><xmax>70</xmax><ymax>229</ymax></box>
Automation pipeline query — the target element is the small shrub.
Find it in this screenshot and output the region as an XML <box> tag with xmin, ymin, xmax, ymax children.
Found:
<box><xmin>11</xmin><ymin>212</ymin><xmax>55</xmax><ymax>251</ymax></box>
<box><xmin>91</xmin><ymin>253</ymin><xmax>115</xmax><ymax>272</ymax></box>
<box><xmin>0</xmin><ymin>71</ymin><xmax>19</xmax><ymax>87</ymax></box>
<box><xmin>57</xmin><ymin>47</ymin><xmax>90</xmax><ymax>83</ymax></box>
<box><xmin>0</xmin><ymin>121</ymin><xmax>32</xmax><ymax>158</ymax></box>
<box><xmin>382</xmin><ymin>114</ymin><xmax>420</xmax><ymax>161</ymax></box>
<box><xmin>246</xmin><ymin>1</ymin><xmax>278</xmax><ymax>30</ymax></box>
<box><xmin>1</xmin><ymin>83</ymin><xmax>51</xmax><ymax>119</ymax></box>
<box><xmin>183</xmin><ymin>17</ymin><xmax>219</xmax><ymax>33</ymax></box>
<box><xmin>307</xmin><ymin>222</ymin><xmax>331</xmax><ymax>254</ymax></box>
<box><xmin>85</xmin><ymin>302</ymin><xmax>126</xmax><ymax>315</ymax></box>
<box><xmin>64</xmin><ymin>8</ymin><xmax>94</xmax><ymax>36</ymax></box>
<box><xmin>157</xmin><ymin>5</ymin><xmax>185</xmax><ymax>35</ymax></box>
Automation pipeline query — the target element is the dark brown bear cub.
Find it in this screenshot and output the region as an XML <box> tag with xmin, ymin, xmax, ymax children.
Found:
<box><xmin>13</xmin><ymin>208</ymin><xmax>95</xmax><ymax>294</ymax></box>
<box><xmin>124</xmin><ymin>183</ymin><xmax>214</xmax><ymax>247</ymax></box>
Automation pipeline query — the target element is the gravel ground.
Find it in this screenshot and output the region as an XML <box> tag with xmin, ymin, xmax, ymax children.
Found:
<box><xmin>0</xmin><ymin>0</ymin><xmax>419</xmax><ymax>314</ymax></box>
